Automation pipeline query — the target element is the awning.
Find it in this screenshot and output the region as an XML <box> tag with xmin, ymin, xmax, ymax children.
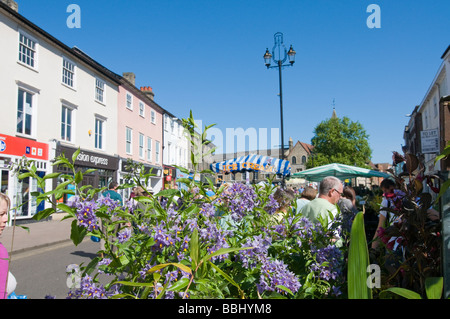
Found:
<box><xmin>210</xmin><ymin>154</ymin><xmax>291</xmax><ymax>176</ymax></box>
<box><xmin>289</xmin><ymin>163</ymin><xmax>390</xmax><ymax>182</ymax></box>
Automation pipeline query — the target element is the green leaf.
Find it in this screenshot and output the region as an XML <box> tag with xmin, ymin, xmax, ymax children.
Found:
<box><xmin>208</xmin><ymin>261</ymin><xmax>244</xmax><ymax>298</ymax></box>
<box><xmin>425</xmin><ymin>277</ymin><xmax>443</xmax><ymax>299</ymax></box>
<box><xmin>74</xmin><ymin>171</ymin><xmax>83</xmax><ymax>184</ymax></box>
<box><xmin>33</xmin><ymin>208</ymin><xmax>55</xmax><ymax>221</ymax></box>
<box><xmin>43</xmin><ymin>172</ymin><xmax>62</xmax><ymax>180</ymax></box>
<box><xmin>72</xmin><ymin>148</ymin><xmax>81</xmax><ymax>164</ymax></box>
<box><xmin>70</xmin><ymin>219</ymin><xmax>87</xmax><ymax>246</ymax></box>
<box><xmin>380</xmin><ymin>287</ymin><xmax>422</xmax><ymax>299</ymax></box>
<box><xmin>155</xmin><ymin>189</ymin><xmax>179</xmax><ymax>197</ymax></box>
<box><xmin>18</xmin><ymin>172</ymin><xmax>32</xmax><ymax>180</ymax></box>
<box><xmin>190</xmin><ymin>228</ymin><xmax>199</xmax><ymax>269</ymax></box>
<box><xmin>347</xmin><ymin>212</ymin><xmax>372</xmax><ymax>299</ymax></box>
<box><xmin>167</xmin><ymin>277</ymin><xmax>190</xmax><ymax>292</ymax></box>
<box><xmin>275</xmin><ymin>285</ymin><xmax>294</xmax><ymax>296</ymax></box>
<box><xmin>84</xmin><ymin>257</ymin><xmax>100</xmax><ymax>276</ymax></box>
<box><xmin>147</xmin><ymin>263</ymin><xmax>192</xmax><ymax>275</ymax></box>
<box><xmin>435</xmin><ymin>179</ymin><xmax>450</xmax><ymax>202</ymax></box>
<box><xmin>56</xmin><ymin>203</ymin><xmax>76</xmax><ymax>217</ymax></box>
<box><xmin>115</xmin><ymin>281</ymin><xmax>154</xmax><ymax>288</ymax></box>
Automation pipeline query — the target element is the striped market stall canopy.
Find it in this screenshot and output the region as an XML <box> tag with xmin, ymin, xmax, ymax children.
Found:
<box><xmin>210</xmin><ymin>154</ymin><xmax>291</xmax><ymax>176</ymax></box>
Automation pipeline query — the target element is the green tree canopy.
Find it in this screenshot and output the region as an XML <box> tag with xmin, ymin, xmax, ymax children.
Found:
<box><xmin>307</xmin><ymin>116</ymin><xmax>372</xmax><ymax>169</ymax></box>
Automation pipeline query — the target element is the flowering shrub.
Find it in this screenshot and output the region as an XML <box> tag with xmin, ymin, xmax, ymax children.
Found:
<box><xmin>24</xmin><ymin>113</ymin><xmax>347</xmax><ymax>299</ymax></box>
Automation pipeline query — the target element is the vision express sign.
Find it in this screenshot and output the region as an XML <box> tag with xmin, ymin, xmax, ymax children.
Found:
<box><xmin>57</xmin><ymin>146</ymin><xmax>119</xmax><ymax>170</ymax></box>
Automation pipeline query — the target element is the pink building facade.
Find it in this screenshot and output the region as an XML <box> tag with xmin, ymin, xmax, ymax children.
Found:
<box><xmin>117</xmin><ymin>74</ymin><xmax>164</xmax><ymax>198</ymax></box>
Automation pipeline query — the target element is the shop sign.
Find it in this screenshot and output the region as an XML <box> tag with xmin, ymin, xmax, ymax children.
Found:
<box><xmin>421</xmin><ymin>129</ymin><xmax>439</xmax><ymax>154</ymax></box>
<box><xmin>58</xmin><ymin>146</ymin><xmax>119</xmax><ymax>170</ymax></box>
<box><xmin>120</xmin><ymin>160</ymin><xmax>162</xmax><ymax>177</ymax></box>
<box><xmin>223</xmin><ymin>162</ymin><xmax>277</xmax><ymax>174</ymax></box>
<box><xmin>0</xmin><ymin>133</ymin><xmax>49</xmax><ymax>160</ymax></box>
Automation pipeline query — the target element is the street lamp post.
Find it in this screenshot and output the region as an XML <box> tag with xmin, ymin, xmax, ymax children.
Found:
<box><xmin>264</xmin><ymin>32</ymin><xmax>296</xmax><ymax>185</ymax></box>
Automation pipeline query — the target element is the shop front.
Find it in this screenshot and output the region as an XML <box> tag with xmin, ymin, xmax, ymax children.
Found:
<box><xmin>163</xmin><ymin>165</ymin><xmax>177</xmax><ymax>189</ymax></box>
<box><xmin>0</xmin><ymin>133</ymin><xmax>50</xmax><ymax>222</ymax></box>
<box><xmin>54</xmin><ymin>145</ymin><xmax>120</xmax><ymax>204</ymax></box>
<box><xmin>118</xmin><ymin>159</ymin><xmax>162</xmax><ymax>200</ymax></box>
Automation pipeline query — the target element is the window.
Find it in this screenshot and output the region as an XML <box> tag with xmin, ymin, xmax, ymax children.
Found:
<box><xmin>95</xmin><ymin>79</ymin><xmax>105</xmax><ymax>103</ymax></box>
<box><xmin>139</xmin><ymin>102</ymin><xmax>145</xmax><ymax>117</ymax></box>
<box><xmin>155</xmin><ymin>141</ymin><xmax>160</xmax><ymax>164</ymax></box>
<box><xmin>17</xmin><ymin>88</ymin><xmax>34</xmax><ymax>136</ymax></box>
<box><xmin>61</xmin><ymin>106</ymin><xmax>72</xmax><ymax>142</ymax></box>
<box><xmin>62</xmin><ymin>58</ymin><xmax>75</xmax><ymax>88</ymax></box>
<box><xmin>95</xmin><ymin>118</ymin><xmax>104</xmax><ymax>149</ymax></box>
<box><xmin>151</xmin><ymin>110</ymin><xmax>156</xmax><ymax>124</ymax></box>
<box><xmin>19</xmin><ymin>32</ymin><xmax>37</xmax><ymax>68</ymax></box>
<box><xmin>291</xmin><ymin>156</ymin><xmax>297</xmax><ymax>164</ymax></box>
<box><xmin>139</xmin><ymin>133</ymin><xmax>144</xmax><ymax>159</ymax></box>
<box><xmin>302</xmin><ymin>156</ymin><xmax>307</xmax><ymax>164</ymax></box>
<box><xmin>147</xmin><ymin>137</ymin><xmax>152</xmax><ymax>161</ymax></box>
<box><xmin>126</xmin><ymin>93</ymin><xmax>133</xmax><ymax>109</ymax></box>
<box><xmin>164</xmin><ymin>115</ymin><xmax>169</xmax><ymax>131</ymax></box>
<box><xmin>126</xmin><ymin>127</ymin><xmax>132</xmax><ymax>154</ymax></box>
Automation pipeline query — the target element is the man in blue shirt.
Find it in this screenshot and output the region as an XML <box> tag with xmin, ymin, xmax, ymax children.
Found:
<box><xmin>102</xmin><ymin>181</ymin><xmax>123</xmax><ymax>205</ymax></box>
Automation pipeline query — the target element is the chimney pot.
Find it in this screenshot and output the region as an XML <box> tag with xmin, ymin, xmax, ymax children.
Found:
<box><xmin>141</xmin><ymin>86</ymin><xmax>155</xmax><ymax>100</ymax></box>
<box><xmin>1</xmin><ymin>0</ymin><xmax>18</xmax><ymax>11</ymax></box>
<box><xmin>122</xmin><ymin>72</ymin><xmax>136</xmax><ymax>86</ymax></box>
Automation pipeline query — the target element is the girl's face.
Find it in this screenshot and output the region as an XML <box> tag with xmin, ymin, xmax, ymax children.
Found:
<box><xmin>0</xmin><ymin>199</ymin><xmax>8</xmax><ymax>236</ymax></box>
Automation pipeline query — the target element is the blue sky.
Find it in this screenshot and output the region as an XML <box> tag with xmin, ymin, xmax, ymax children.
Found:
<box><xmin>16</xmin><ymin>0</ymin><xmax>450</xmax><ymax>164</ymax></box>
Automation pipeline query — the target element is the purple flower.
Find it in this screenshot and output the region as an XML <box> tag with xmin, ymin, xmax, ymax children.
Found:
<box><xmin>200</xmin><ymin>203</ymin><xmax>216</xmax><ymax>218</ymax></box>
<box><xmin>67</xmin><ymin>275</ymin><xmax>110</xmax><ymax>299</ymax></box>
<box><xmin>117</xmin><ymin>228</ymin><xmax>132</xmax><ymax>244</ymax></box>
<box><xmin>309</xmin><ymin>245</ymin><xmax>343</xmax><ymax>282</ymax></box>
<box><xmin>257</xmin><ymin>258</ymin><xmax>301</xmax><ymax>295</ymax></box>
<box><xmin>98</xmin><ymin>193</ymin><xmax>121</xmax><ymax>213</ymax></box>
<box><xmin>219</xmin><ymin>183</ymin><xmax>259</xmax><ymax>221</ymax></box>
<box><xmin>265</xmin><ymin>194</ymin><xmax>279</xmax><ymax>215</ymax></box>
<box><xmin>239</xmin><ymin>235</ymin><xmax>272</xmax><ymax>268</ymax></box>
<box><xmin>74</xmin><ymin>199</ymin><xmax>99</xmax><ymax>232</ymax></box>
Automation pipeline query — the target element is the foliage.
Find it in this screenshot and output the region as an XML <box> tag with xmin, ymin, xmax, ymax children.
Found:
<box><xmin>347</xmin><ymin>212</ymin><xmax>371</xmax><ymax>299</ymax></box>
<box><xmin>14</xmin><ymin>112</ymin><xmax>348</xmax><ymax>299</ymax></box>
<box><xmin>307</xmin><ymin>116</ymin><xmax>372</xmax><ymax>169</ymax></box>
<box><xmin>434</xmin><ymin>141</ymin><xmax>450</xmax><ymax>202</ymax></box>
<box><xmin>380</xmin><ymin>277</ymin><xmax>443</xmax><ymax>299</ymax></box>
<box><xmin>369</xmin><ymin>152</ymin><xmax>442</xmax><ymax>298</ymax></box>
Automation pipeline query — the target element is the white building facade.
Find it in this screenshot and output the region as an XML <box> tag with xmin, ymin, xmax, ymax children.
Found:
<box><xmin>418</xmin><ymin>46</ymin><xmax>450</xmax><ymax>177</ymax></box>
<box><xmin>162</xmin><ymin>113</ymin><xmax>190</xmax><ymax>189</ymax></box>
<box><xmin>0</xmin><ymin>2</ymin><xmax>120</xmax><ymax>220</ymax></box>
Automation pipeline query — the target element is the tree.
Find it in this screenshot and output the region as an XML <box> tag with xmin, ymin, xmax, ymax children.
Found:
<box><xmin>307</xmin><ymin>116</ymin><xmax>372</xmax><ymax>168</ymax></box>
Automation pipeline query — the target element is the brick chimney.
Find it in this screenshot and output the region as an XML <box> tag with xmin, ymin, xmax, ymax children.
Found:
<box><xmin>1</xmin><ymin>0</ymin><xmax>18</xmax><ymax>11</ymax></box>
<box><xmin>140</xmin><ymin>86</ymin><xmax>154</xmax><ymax>101</ymax></box>
<box><xmin>123</xmin><ymin>72</ymin><xmax>136</xmax><ymax>86</ymax></box>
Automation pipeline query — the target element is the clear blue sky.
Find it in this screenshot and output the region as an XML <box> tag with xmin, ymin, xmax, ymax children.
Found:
<box><xmin>16</xmin><ymin>0</ymin><xmax>450</xmax><ymax>164</ymax></box>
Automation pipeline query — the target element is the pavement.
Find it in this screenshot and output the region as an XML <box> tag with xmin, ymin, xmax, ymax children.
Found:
<box><xmin>0</xmin><ymin>213</ymin><xmax>73</xmax><ymax>255</ymax></box>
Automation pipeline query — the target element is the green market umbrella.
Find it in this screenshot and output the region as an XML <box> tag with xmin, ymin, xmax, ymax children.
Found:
<box><xmin>289</xmin><ymin>163</ymin><xmax>390</xmax><ymax>182</ymax></box>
